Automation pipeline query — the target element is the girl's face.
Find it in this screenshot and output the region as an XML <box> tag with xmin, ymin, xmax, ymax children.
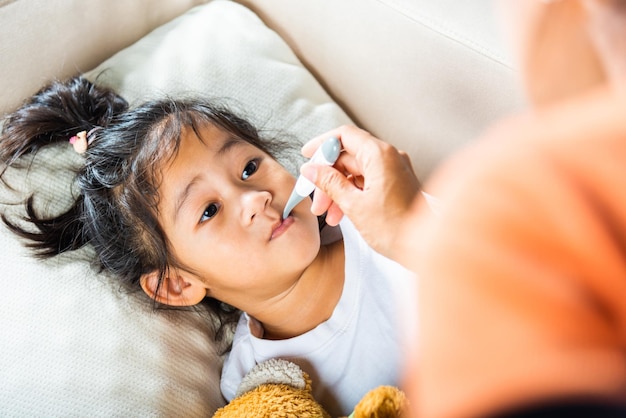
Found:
<box><xmin>156</xmin><ymin>124</ymin><xmax>321</xmax><ymax>313</ymax></box>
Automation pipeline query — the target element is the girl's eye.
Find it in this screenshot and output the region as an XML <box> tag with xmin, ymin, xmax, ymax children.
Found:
<box><xmin>200</xmin><ymin>203</ymin><xmax>220</xmax><ymax>223</ymax></box>
<box><xmin>241</xmin><ymin>159</ymin><xmax>259</xmax><ymax>180</ymax></box>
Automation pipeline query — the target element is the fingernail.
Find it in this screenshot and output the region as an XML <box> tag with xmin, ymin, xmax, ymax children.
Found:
<box><xmin>300</xmin><ymin>163</ymin><xmax>317</xmax><ymax>182</ymax></box>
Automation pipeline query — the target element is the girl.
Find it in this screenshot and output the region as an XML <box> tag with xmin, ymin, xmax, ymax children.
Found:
<box><xmin>0</xmin><ymin>76</ymin><xmax>418</xmax><ymax>417</ymax></box>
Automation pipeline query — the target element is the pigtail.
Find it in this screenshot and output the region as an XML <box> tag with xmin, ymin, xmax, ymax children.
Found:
<box><xmin>0</xmin><ymin>77</ymin><xmax>127</xmax><ymax>166</ymax></box>
<box><xmin>3</xmin><ymin>195</ymin><xmax>86</xmax><ymax>257</ymax></box>
<box><xmin>0</xmin><ymin>76</ymin><xmax>128</xmax><ymax>257</ymax></box>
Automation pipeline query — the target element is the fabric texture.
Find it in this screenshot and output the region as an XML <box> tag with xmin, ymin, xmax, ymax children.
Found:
<box><xmin>0</xmin><ymin>1</ymin><xmax>351</xmax><ymax>415</ymax></box>
<box><xmin>221</xmin><ymin>218</ymin><xmax>417</xmax><ymax>417</ymax></box>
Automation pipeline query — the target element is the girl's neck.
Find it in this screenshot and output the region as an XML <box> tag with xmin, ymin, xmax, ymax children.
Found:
<box><xmin>253</xmin><ymin>239</ymin><xmax>345</xmax><ymax>340</ymax></box>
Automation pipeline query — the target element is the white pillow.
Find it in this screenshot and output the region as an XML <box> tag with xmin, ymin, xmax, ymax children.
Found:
<box><xmin>87</xmin><ymin>0</ymin><xmax>351</xmax><ymax>172</ymax></box>
<box><xmin>0</xmin><ymin>1</ymin><xmax>351</xmax><ymax>416</ymax></box>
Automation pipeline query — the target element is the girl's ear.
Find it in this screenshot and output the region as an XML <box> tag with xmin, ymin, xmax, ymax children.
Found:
<box><xmin>140</xmin><ymin>270</ymin><xmax>207</xmax><ymax>307</ymax></box>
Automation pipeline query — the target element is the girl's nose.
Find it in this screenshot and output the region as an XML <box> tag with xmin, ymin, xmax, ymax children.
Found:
<box><xmin>240</xmin><ymin>190</ymin><xmax>272</xmax><ymax>225</ymax></box>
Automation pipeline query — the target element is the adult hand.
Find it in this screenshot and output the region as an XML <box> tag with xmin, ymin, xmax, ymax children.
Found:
<box><xmin>301</xmin><ymin>125</ymin><xmax>420</xmax><ymax>258</ymax></box>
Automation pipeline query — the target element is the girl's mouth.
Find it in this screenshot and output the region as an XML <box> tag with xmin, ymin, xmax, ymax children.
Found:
<box><xmin>271</xmin><ymin>216</ymin><xmax>294</xmax><ymax>240</ymax></box>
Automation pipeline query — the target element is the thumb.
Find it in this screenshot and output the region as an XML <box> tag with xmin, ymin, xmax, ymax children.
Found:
<box><xmin>301</xmin><ymin>163</ymin><xmax>359</xmax><ymax>211</ymax></box>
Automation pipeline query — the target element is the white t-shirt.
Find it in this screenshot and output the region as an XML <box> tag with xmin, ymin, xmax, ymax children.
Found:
<box><xmin>220</xmin><ymin>217</ymin><xmax>417</xmax><ymax>417</ymax></box>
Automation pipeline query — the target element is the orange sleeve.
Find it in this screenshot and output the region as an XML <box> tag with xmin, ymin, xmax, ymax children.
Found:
<box><xmin>404</xmin><ymin>87</ymin><xmax>626</xmax><ymax>418</ymax></box>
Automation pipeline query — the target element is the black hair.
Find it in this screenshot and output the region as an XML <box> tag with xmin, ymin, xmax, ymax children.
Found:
<box><xmin>0</xmin><ymin>76</ymin><xmax>292</xmax><ymax>341</ymax></box>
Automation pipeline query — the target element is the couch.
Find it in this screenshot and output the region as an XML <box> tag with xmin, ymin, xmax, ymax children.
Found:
<box><xmin>0</xmin><ymin>0</ymin><xmax>523</xmax><ymax>415</ymax></box>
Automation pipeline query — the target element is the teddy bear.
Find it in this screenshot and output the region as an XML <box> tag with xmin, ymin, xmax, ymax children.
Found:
<box><xmin>212</xmin><ymin>358</ymin><xmax>409</xmax><ymax>418</ymax></box>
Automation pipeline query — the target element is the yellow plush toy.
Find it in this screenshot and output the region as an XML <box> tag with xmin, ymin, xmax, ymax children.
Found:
<box><xmin>212</xmin><ymin>359</ymin><xmax>409</xmax><ymax>418</ymax></box>
<box><xmin>350</xmin><ymin>385</ymin><xmax>409</xmax><ymax>418</ymax></box>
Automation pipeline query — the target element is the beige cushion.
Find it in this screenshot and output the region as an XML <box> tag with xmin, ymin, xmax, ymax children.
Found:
<box><xmin>0</xmin><ymin>1</ymin><xmax>350</xmax><ymax>415</ymax></box>
<box><xmin>0</xmin><ymin>0</ymin><xmax>209</xmax><ymax>116</ymax></box>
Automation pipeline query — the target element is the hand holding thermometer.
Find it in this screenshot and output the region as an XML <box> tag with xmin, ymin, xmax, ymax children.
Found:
<box><xmin>282</xmin><ymin>136</ymin><xmax>341</xmax><ymax>219</ymax></box>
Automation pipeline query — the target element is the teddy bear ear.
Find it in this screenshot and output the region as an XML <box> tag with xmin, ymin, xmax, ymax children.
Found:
<box><xmin>236</xmin><ymin>358</ymin><xmax>307</xmax><ymax>398</ymax></box>
<box><xmin>352</xmin><ymin>385</ymin><xmax>410</xmax><ymax>418</ymax></box>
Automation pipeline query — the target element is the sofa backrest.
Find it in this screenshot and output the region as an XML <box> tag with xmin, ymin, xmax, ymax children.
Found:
<box><xmin>0</xmin><ymin>0</ymin><xmax>208</xmax><ymax>116</ymax></box>
<box><xmin>240</xmin><ymin>0</ymin><xmax>525</xmax><ymax>178</ymax></box>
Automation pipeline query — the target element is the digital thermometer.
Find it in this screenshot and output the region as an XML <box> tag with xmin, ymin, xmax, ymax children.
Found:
<box><xmin>282</xmin><ymin>136</ymin><xmax>341</xmax><ymax>219</ymax></box>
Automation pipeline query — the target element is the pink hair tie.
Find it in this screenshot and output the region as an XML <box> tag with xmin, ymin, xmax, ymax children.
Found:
<box><xmin>69</xmin><ymin>127</ymin><xmax>101</xmax><ymax>154</ymax></box>
<box><xmin>69</xmin><ymin>131</ymin><xmax>88</xmax><ymax>154</ymax></box>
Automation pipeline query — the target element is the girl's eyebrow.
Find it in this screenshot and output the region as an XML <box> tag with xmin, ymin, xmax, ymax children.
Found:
<box><xmin>217</xmin><ymin>137</ymin><xmax>248</xmax><ymax>156</ymax></box>
<box><xmin>173</xmin><ymin>176</ymin><xmax>200</xmax><ymax>224</ymax></box>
